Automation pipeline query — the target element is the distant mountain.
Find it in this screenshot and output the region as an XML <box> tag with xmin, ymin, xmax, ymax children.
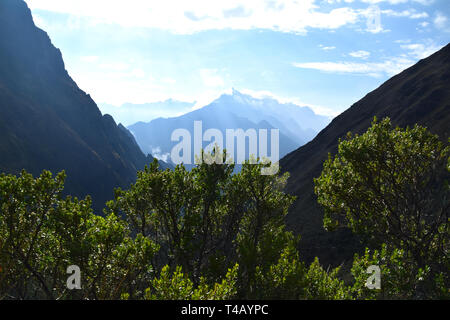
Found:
<box><xmin>128</xmin><ymin>90</ymin><xmax>330</xmax><ymax>165</ymax></box>
<box><xmin>280</xmin><ymin>43</ymin><xmax>450</xmax><ymax>267</ymax></box>
<box><xmin>99</xmin><ymin>100</ymin><xmax>196</xmax><ymax>127</ymax></box>
<box><xmin>0</xmin><ymin>0</ymin><xmax>165</xmax><ymax>213</ymax></box>
<box><xmin>214</xmin><ymin>89</ymin><xmax>330</xmax><ymax>142</ymax></box>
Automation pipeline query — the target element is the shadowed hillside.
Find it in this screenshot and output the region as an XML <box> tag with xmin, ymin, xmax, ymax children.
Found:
<box><xmin>0</xmin><ymin>0</ymin><xmax>161</xmax><ymax>212</ymax></box>
<box><xmin>281</xmin><ymin>43</ymin><xmax>450</xmax><ymax>266</ymax></box>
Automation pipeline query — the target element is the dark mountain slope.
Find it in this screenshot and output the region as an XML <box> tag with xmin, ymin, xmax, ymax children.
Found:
<box><xmin>280</xmin><ymin>43</ymin><xmax>450</xmax><ymax>266</ymax></box>
<box><xmin>0</xmin><ymin>0</ymin><xmax>156</xmax><ymax>212</ymax></box>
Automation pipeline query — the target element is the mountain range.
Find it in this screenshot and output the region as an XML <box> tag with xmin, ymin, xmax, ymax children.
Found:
<box><xmin>1</xmin><ymin>0</ymin><xmax>448</xmax><ymax>270</ymax></box>
<box><xmin>99</xmin><ymin>100</ymin><xmax>197</xmax><ymax>127</ymax></box>
<box><xmin>280</xmin><ymin>42</ymin><xmax>450</xmax><ymax>266</ymax></box>
<box><xmin>128</xmin><ymin>89</ymin><xmax>330</xmax><ymax>165</ymax></box>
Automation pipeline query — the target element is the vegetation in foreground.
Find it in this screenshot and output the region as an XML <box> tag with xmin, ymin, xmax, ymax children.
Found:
<box><xmin>0</xmin><ymin>118</ymin><xmax>448</xmax><ymax>299</ymax></box>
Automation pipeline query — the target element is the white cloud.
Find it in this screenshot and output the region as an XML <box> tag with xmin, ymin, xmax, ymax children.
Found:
<box><xmin>361</xmin><ymin>0</ymin><xmax>434</xmax><ymax>5</ymax></box>
<box><xmin>324</xmin><ymin>0</ymin><xmax>355</xmax><ymax>3</ymax></box>
<box><xmin>319</xmin><ymin>45</ymin><xmax>337</xmax><ymax>51</ymax></box>
<box><xmin>410</xmin><ymin>12</ymin><xmax>429</xmax><ymax>19</ymax></box>
<box><xmin>412</xmin><ymin>0</ymin><xmax>434</xmax><ymax>4</ymax></box>
<box><xmin>151</xmin><ymin>147</ymin><xmax>170</xmax><ymax>162</ymax></box>
<box><xmin>349</xmin><ymin>50</ymin><xmax>371</xmax><ymax>58</ymax></box>
<box><xmin>293</xmin><ymin>40</ymin><xmax>443</xmax><ymax>77</ymax></box>
<box><xmin>25</xmin><ymin>0</ymin><xmax>361</xmax><ymax>34</ymax></box>
<box><xmin>434</xmin><ymin>12</ymin><xmax>449</xmax><ymax>31</ymax></box>
<box><xmin>394</xmin><ymin>39</ymin><xmax>411</xmax><ymax>43</ymax></box>
<box><xmin>400</xmin><ymin>42</ymin><xmax>444</xmax><ymax>59</ymax></box>
<box><xmin>27</xmin><ymin>0</ymin><xmax>437</xmax><ymax>36</ymax></box>
<box><xmin>381</xmin><ymin>9</ymin><xmax>429</xmax><ymax>19</ymax></box>
<box><xmin>293</xmin><ymin>59</ymin><xmax>414</xmax><ymax>77</ymax></box>
<box><xmin>239</xmin><ymin>88</ymin><xmax>343</xmax><ymax>117</ymax></box>
<box><xmin>200</xmin><ymin>69</ymin><xmax>225</xmax><ymax>88</ymax></box>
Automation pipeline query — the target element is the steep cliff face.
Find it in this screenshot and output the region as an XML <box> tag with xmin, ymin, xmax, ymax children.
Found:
<box><xmin>0</xmin><ymin>0</ymin><xmax>155</xmax><ymax>212</ymax></box>
<box><xmin>280</xmin><ymin>43</ymin><xmax>450</xmax><ymax>266</ymax></box>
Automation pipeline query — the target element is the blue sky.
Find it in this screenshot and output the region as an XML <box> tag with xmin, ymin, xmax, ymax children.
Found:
<box><xmin>25</xmin><ymin>0</ymin><xmax>450</xmax><ymax>118</ymax></box>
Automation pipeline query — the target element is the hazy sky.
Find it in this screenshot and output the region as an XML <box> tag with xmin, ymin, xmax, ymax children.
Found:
<box><xmin>25</xmin><ymin>0</ymin><xmax>450</xmax><ymax>117</ymax></box>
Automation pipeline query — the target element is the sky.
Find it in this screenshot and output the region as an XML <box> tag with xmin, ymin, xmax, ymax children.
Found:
<box><xmin>25</xmin><ymin>0</ymin><xmax>450</xmax><ymax>118</ymax></box>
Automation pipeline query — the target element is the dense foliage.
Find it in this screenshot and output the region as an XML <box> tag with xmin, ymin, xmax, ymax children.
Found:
<box><xmin>0</xmin><ymin>154</ymin><xmax>348</xmax><ymax>299</ymax></box>
<box><xmin>0</xmin><ymin>170</ymin><xmax>158</xmax><ymax>299</ymax></box>
<box><xmin>315</xmin><ymin>118</ymin><xmax>449</xmax><ymax>299</ymax></box>
<box><xmin>1</xmin><ymin>119</ymin><xmax>448</xmax><ymax>299</ymax></box>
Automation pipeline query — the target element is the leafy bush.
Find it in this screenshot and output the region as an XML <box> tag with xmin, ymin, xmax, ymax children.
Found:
<box><xmin>315</xmin><ymin>118</ymin><xmax>449</xmax><ymax>299</ymax></box>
